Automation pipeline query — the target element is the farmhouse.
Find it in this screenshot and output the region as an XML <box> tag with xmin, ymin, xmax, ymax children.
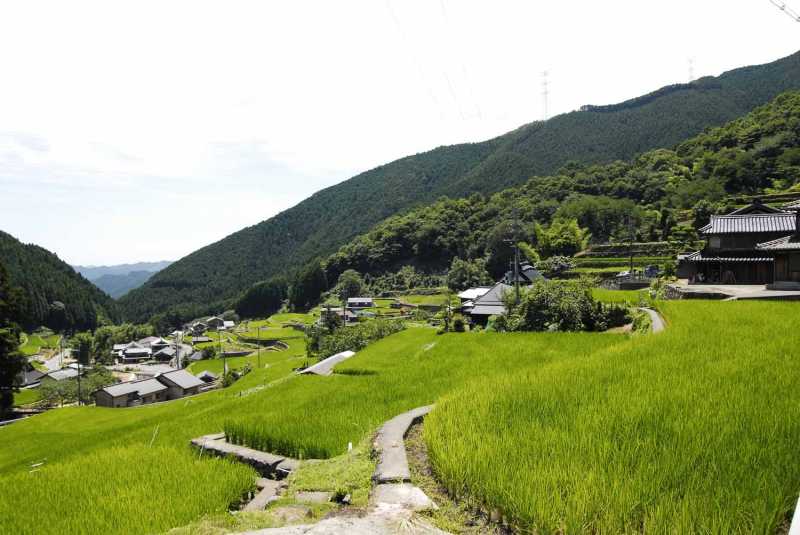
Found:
<box><xmin>347</xmin><ymin>297</ymin><xmax>374</xmax><ymax>309</ymax></box>
<box><xmin>205</xmin><ymin>316</ymin><xmax>225</xmax><ymax>330</ymax></box>
<box><xmin>41</xmin><ymin>367</ymin><xmax>80</xmax><ymax>383</ymax></box>
<box><xmin>191</xmin><ymin>336</ymin><xmax>213</xmax><ymax>344</ymax></box>
<box><xmin>757</xmin><ymin>208</ymin><xmax>800</xmax><ymax>289</ymax></box>
<box><xmin>467</xmin><ymin>282</ymin><xmax>513</xmax><ymax>325</ymax></box>
<box><xmin>156</xmin><ymin>369</ymin><xmax>205</xmax><ymax>399</ymax></box>
<box><xmin>680</xmin><ymin>200</ymin><xmax>798</xmax><ymax>284</ymax></box>
<box><xmin>153</xmin><ymin>346</ymin><xmax>176</xmax><ymax>362</ymax></box>
<box><xmin>502</xmin><ymin>262</ymin><xmax>544</xmax><ymax>285</ymax></box>
<box><xmin>320</xmin><ymin>307</ymin><xmax>358</xmax><ymax>324</ymax></box>
<box><xmin>120</xmin><ymin>346</ymin><xmax>152</xmax><ymax>363</ymax></box>
<box><xmin>94</xmin><ymin>378</ymin><xmax>168</xmax><ymax>408</ymax></box>
<box><xmin>16</xmin><ymin>364</ymin><xmax>45</xmax><ymax>387</ymax></box>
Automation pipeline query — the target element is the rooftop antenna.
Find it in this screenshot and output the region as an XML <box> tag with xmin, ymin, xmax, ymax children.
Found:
<box><xmin>542</xmin><ymin>70</ymin><xmax>549</xmax><ymax>120</ymax></box>
<box><xmin>769</xmin><ymin>0</ymin><xmax>800</xmax><ymax>21</ymax></box>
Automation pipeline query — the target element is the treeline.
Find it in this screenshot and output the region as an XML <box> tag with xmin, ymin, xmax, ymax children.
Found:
<box><xmin>118</xmin><ymin>50</ymin><xmax>800</xmax><ymax>322</ymax></box>
<box><xmin>324</xmin><ymin>92</ymin><xmax>800</xmax><ymax>282</ymax></box>
<box><xmin>0</xmin><ymin>231</ymin><xmax>119</xmax><ymax>332</ymax></box>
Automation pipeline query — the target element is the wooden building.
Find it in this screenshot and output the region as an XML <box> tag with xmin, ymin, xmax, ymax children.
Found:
<box><xmin>94</xmin><ymin>378</ymin><xmax>167</xmax><ymax>408</ymax></box>
<box><xmin>758</xmin><ymin>209</ymin><xmax>800</xmax><ymax>289</ymax></box>
<box><xmin>681</xmin><ymin>201</ymin><xmax>797</xmax><ymax>284</ymax></box>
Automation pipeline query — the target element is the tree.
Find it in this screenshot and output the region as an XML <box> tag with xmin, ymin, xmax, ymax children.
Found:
<box><xmin>334</xmin><ymin>270</ymin><xmax>364</xmax><ymax>302</ymax></box>
<box><xmin>535</xmin><ymin>218</ymin><xmax>591</xmax><ymax>257</ymax></box>
<box><xmin>235</xmin><ymin>277</ymin><xmax>287</xmax><ymax>319</ymax></box>
<box><xmin>288</xmin><ymin>260</ymin><xmax>328</xmax><ymax>311</ymax></box>
<box><xmin>0</xmin><ymin>262</ymin><xmax>25</xmax><ymax>415</ymax></box>
<box><xmin>446</xmin><ymin>257</ymin><xmax>492</xmax><ymax>291</ymax></box>
<box><xmin>71</xmin><ymin>332</ymin><xmax>93</xmax><ymax>365</ymax></box>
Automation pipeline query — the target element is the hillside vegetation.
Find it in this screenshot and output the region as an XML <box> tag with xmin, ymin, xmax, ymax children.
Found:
<box><xmin>0</xmin><ymin>231</ymin><xmax>118</xmax><ymax>331</ymax></box>
<box><xmin>119</xmin><ymin>50</ymin><xmax>800</xmax><ymax>322</ymax></box>
<box><xmin>0</xmin><ymin>302</ymin><xmax>797</xmax><ymax>533</ymax></box>
<box><xmin>325</xmin><ymin>91</ymin><xmax>800</xmax><ymax>279</ymax></box>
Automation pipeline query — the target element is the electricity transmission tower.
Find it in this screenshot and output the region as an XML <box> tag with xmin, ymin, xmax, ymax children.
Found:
<box><xmin>770</xmin><ymin>0</ymin><xmax>800</xmax><ymax>22</ymax></box>
<box><xmin>541</xmin><ymin>71</ymin><xmax>549</xmax><ymax>120</ymax></box>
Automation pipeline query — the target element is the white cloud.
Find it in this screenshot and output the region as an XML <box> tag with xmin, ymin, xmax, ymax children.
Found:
<box><xmin>0</xmin><ymin>0</ymin><xmax>798</xmax><ymax>264</ymax></box>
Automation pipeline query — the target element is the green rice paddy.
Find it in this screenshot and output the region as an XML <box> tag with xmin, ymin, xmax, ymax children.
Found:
<box><xmin>0</xmin><ymin>303</ymin><xmax>797</xmax><ymax>533</ymax></box>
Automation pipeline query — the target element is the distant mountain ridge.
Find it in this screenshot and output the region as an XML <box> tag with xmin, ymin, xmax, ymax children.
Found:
<box><xmin>74</xmin><ymin>261</ymin><xmax>172</xmax><ymax>299</ymax></box>
<box><xmin>0</xmin><ymin>230</ymin><xmax>119</xmax><ymax>331</ymax></box>
<box><xmin>74</xmin><ymin>261</ymin><xmax>172</xmax><ymax>280</ymax></box>
<box><xmin>119</xmin><ymin>49</ymin><xmax>800</xmax><ymax>322</ymax></box>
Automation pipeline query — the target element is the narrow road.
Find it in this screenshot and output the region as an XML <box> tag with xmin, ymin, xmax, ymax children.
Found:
<box><xmin>639</xmin><ymin>307</ymin><xmax>666</xmax><ymax>333</ymax></box>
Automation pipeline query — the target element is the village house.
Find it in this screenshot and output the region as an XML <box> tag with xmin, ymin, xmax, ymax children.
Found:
<box><xmin>156</xmin><ymin>369</ymin><xmax>205</xmax><ymax>399</ymax></box>
<box><xmin>94</xmin><ymin>378</ymin><xmax>168</xmax><ymax>408</ymax></box>
<box><xmin>205</xmin><ymin>316</ymin><xmax>225</xmax><ymax>330</ymax></box>
<box><xmin>15</xmin><ymin>364</ymin><xmax>45</xmax><ymax>388</ymax></box>
<box><xmin>757</xmin><ymin>208</ymin><xmax>800</xmax><ymax>289</ymax></box>
<box><xmin>466</xmin><ymin>282</ymin><xmax>513</xmax><ymax>325</ymax></box>
<box><xmin>41</xmin><ymin>367</ymin><xmax>80</xmax><ymax>384</ymax></box>
<box><xmin>679</xmin><ymin>200</ymin><xmax>798</xmax><ymax>285</ymax></box>
<box><xmin>94</xmin><ymin>369</ymin><xmax>206</xmax><ymax>408</ymax></box>
<box><xmin>320</xmin><ymin>307</ymin><xmax>358</xmax><ymax>324</ymax></box>
<box><xmin>347</xmin><ymin>297</ymin><xmax>374</xmax><ymax>309</ymax></box>
<box><xmin>502</xmin><ymin>262</ymin><xmax>544</xmax><ymax>285</ymax></box>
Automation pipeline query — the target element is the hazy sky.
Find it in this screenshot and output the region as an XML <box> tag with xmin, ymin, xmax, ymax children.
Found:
<box><xmin>1</xmin><ymin>1</ymin><xmax>798</xmax><ymax>265</ymax></box>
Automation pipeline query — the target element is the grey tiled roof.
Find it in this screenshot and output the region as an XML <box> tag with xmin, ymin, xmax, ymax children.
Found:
<box><xmin>473</xmin><ymin>282</ymin><xmax>512</xmax><ymax>306</ymax></box>
<box><xmin>757</xmin><ymin>234</ymin><xmax>800</xmax><ymax>251</ymax></box>
<box><xmin>700</xmin><ymin>213</ymin><xmax>796</xmax><ymax>234</ymax></box>
<box><xmin>100</xmin><ymin>378</ymin><xmax>167</xmax><ymax>398</ymax></box>
<box><xmin>158</xmin><ymin>369</ymin><xmax>205</xmax><ymax>390</ymax></box>
<box><xmin>46</xmin><ymin>368</ymin><xmax>79</xmax><ymax>381</ymax></box>
<box><xmin>684</xmin><ymin>251</ymin><xmax>773</xmax><ymax>262</ymax></box>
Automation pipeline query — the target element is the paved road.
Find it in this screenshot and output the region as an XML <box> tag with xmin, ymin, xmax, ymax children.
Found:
<box><xmin>639</xmin><ymin>307</ymin><xmax>665</xmax><ymax>333</ymax></box>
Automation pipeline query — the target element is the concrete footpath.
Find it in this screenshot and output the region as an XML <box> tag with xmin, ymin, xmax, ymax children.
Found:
<box><xmin>639</xmin><ymin>307</ymin><xmax>666</xmax><ymax>333</ymax></box>
<box><xmin>242</xmin><ymin>405</ymin><xmax>446</xmax><ymax>535</ymax></box>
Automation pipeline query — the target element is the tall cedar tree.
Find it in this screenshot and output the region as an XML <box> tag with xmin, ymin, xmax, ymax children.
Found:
<box><xmin>0</xmin><ymin>262</ymin><xmax>26</xmax><ymax>415</ymax></box>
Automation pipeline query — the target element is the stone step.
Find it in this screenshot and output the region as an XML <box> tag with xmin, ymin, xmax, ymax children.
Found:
<box><xmin>243</xmin><ymin>479</ymin><xmax>285</xmax><ymax>511</ymax></box>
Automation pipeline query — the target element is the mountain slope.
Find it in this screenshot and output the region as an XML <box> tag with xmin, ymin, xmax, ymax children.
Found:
<box><xmin>73</xmin><ymin>261</ymin><xmax>172</xmax><ymax>281</ymax></box>
<box><xmin>90</xmin><ymin>271</ymin><xmax>159</xmax><ymax>299</ymax></box>
<box><xmin>326</xmin><ymin>91</ymin><xmax>800</xmax><ymax>280</ymax></box>
<box><xmin>0</xmin><ymin>231</ymin><xmax>118</xmax><ymax>331</ymax></box>
<box><xmin>120</xmin><ymin>50</ymin><xmax>800</xmax><ymax>322</ymax></box>
<box><xmin>73</xmin><ymin>261</ymin><xmax>172</xmax><ymax>298</ymax></box>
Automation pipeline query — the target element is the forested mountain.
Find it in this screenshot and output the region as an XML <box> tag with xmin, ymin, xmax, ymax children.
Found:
<box><xmin>73</xmin><ymin>261</ymin><xmax>172</xmax><ymax>281</ymax></box>
<box><xmin>325</xmin><ymin>91</ymin><xmax>800</xmax><ymax>281</ymax></box>
<box><xmin>0</xmin><ymin>231</ymin><xmax>118</xmax><ymax>331</ymax></box>
<box><xmin>73</xmin><ymin>261</ymin><xmax>172</xmax><ymax>298</ymax></box>
<box><xmin>120</xmin><ymin>50</ymin><xmax>800</xmax><ymax>322</ymax></box>
<box><xmin>89</xmin><ymin>271</ymin><xmax>158</xmax><ymax>299</ymax></box>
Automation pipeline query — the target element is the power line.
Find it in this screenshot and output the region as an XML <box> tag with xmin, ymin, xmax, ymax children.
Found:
<box><xmin>770</xmin><ymin>0</ymin><xmax>800</xmax><ymax>22</ymax></box>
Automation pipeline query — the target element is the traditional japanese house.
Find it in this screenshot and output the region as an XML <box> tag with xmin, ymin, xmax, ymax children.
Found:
<box><xmin>681</xmin><ymin>201</ymin><xmax>797</xmax><ymax>284</ymax></box>
<box><xmin>758</xmin><ymin>209</ymin><xmax>800</xmax><ymax>289</ymax></box>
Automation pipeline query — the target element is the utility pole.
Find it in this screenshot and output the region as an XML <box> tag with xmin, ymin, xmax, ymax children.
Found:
<box><xmin>629</xmin><ymin>217</ymin><xmax>635</xmax><ymax>278</ymax></box>
<box><xmin>257</xmin><ymin>326</ymin><xmax>262</xmax><ymax>369</ymax></box>
<box><xmin>219</xmin><ymin>329</ymin><xmax>227</xmax><ymax>376</ymax></box>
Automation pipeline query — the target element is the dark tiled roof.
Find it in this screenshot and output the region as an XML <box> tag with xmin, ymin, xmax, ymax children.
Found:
<box><xmin>684</xmin><ymin>251</ymin><xmax>773</xmax><ymax>262</ymax></box>
<box><xmin>700</xmin><ymin>213</ymin><xmax>796</xmax><ymax>234</ymax></box>
<box><xmin>729</xmin><ymin>202</ymin><xmax>784</xmax><ymax>215</ymax></box>
<box><xmin>757</xmin><ymin>234</ymin><xmax>800</xmax><ymax>251</ymax></box>
<box><xmin>473</xmin><ymin>282</ymin><xmax>512</xmax><ymax>306</ymax></box>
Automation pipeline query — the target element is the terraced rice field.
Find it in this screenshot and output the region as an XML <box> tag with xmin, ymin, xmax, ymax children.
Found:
<box><xmin>424</xmin><ymin>301</ymin><xmax>800</xmax><ymax>533</ymax></box>
<box><xmin>1</xmin><ymin>303</ymin><xmax>797</xmax><ymax>533</ymax></box>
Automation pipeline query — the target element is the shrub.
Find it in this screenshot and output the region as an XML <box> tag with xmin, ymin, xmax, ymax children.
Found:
<box><xmin>500</xmin><ymin>279</ymin><xmax>603</xmax><ymax>332</ymax></box>
<box><xmin>452</xmin><ymin>315</ymin><xmax>466</xmax><ymax>332</ymax></box>
<box><xmin>317</xmin><ymin>319</ymin><xmax>406</xmax><ymax>359</ymax></box>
